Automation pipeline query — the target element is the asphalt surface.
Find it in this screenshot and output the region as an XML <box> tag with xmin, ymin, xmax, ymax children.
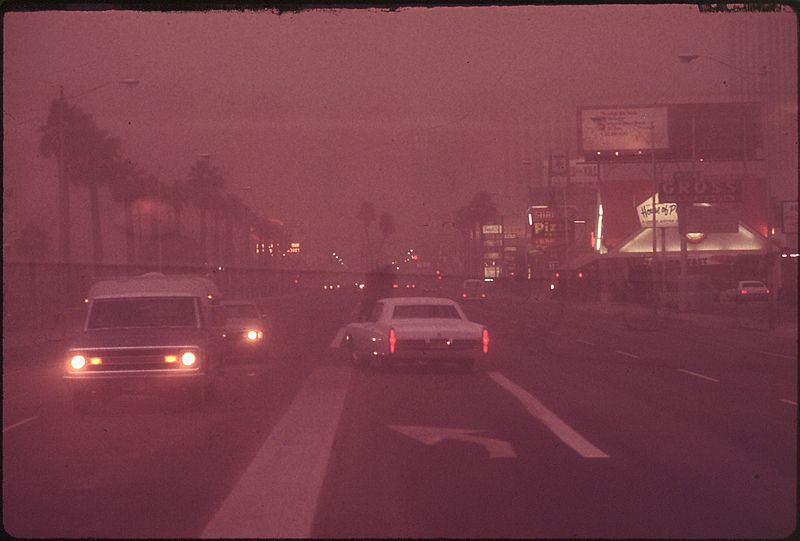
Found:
<box><xmin>3</xmin><ymin>289</ymin><xmax>797</xmax><ymax>538</ymax></box>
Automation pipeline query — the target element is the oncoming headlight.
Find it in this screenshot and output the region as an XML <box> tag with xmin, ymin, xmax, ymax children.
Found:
<box><xmin>70</xmin><ymin>355</ymin><xmax>87</xmax><ymax>370</ymax></box>
<box><xmin>245</xmin><ymin>330</ymin><xmax>264</xmax><ymax>341</ymax></box>
<box><xmin>181</xmin><ymin>351</ymin><xmax>197</xmax><ymax>367</ymax></box>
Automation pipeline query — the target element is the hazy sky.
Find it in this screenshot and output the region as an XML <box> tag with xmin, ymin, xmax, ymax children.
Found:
<box><xmin>3</xmin><ymin>5</ymin><xmax>796</xmax><ymax>265</ymax></box>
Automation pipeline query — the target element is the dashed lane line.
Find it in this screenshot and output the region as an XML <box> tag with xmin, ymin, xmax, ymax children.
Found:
<box><xmin>614</xmin><ymin>350</ymin><xmax>640</xmax><ymax>359</ymax></box>
<box><xmin>780</xmin><ymin>399</ymin><xmax>797</xmax><ymax>406</ymax></box>
<box><xmin>329</xmin><ymin>327</ymin><xmax>346</xmax><ymax>349</ymax></box>
<box><xmin>201</xmin><ymin>367</ymin><xmax>352</xmax><ymax>538</ymax></box>
<box><xmin>488</xmin><ymin>371</ymin><xmax>609</xmax><ymax>459</ymax></box>
<box><xmin>2</xmin><ymin>416</ymin><xmax>38</xmax><ymax>433</ymax></box>
<box><xmin>760</xmin><ymin>351</ymin><xmax>796</xmax><ymax>361</ymax></box>
<box><xmin>677</xmin><ymin>369</ymin><xmax>719</xmax><ymax>383</ymax></box>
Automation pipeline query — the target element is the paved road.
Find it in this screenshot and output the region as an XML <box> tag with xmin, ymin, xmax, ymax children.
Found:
<box><xmin>3</xmin><ymin>290</ymin><xmax>796</xmax><ymax>537</ymax></box>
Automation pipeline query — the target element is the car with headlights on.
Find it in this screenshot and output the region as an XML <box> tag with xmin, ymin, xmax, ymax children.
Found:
<box><xmin>343</xmin><ymin>297</ymin><xmax>489</xmax><ymax>372</ymax></box>
<box><xmin>63</xmin><ymin>273</ymin><xmax>226</xmax><ymax>413</ymax></box>
<box><xmin>221</xmin><ymin>299</ymin><xmax>270</xmax><ymax>359</ymax></box>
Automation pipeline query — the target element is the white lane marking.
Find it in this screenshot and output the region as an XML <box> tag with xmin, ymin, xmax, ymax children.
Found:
<box><xmin>760</xmin><ymin>351</ymin><xmax>796</xmax><ymax>360</ymax></box>
<box><xmin>780</xmin><ymin>399</ymin><xmax>797</xmax><ymax>406</ymax></box>
<box><xmin>677</xmin><ymin>369</ymin><xmax>719</xmax><ymax>383</ymax></box>
<box><xmin>201</xmin><ymin>367</ymin><xmax>352</xmax><ymax>538</ymax></box>
<box><xmin>614</xmin><ymin>350</ymin><xmax>640</xmax><ymax>359</ymax></box>
<box><xmin>488</xmin><ymin>372</ymin><xmax>609</xmax><ymax>459</ymax></box>
<box><xmin>576</xmin><ymin>339</ymin><xmax>594</xmax><ymax>346</ymax></box>
<box><xmin>2</xmin><ymin>416</ymin><xmax>38</xmax><ymax>433</ymax></box>
<box><xmin>389</xmin><ymin>425</ymin><xmax>516</xmax><ymax>458</ymax></box>
<box><xmin>329</xmin><ymin>327</ymin><xmax>346</xmax><ymax>349</ymax></box>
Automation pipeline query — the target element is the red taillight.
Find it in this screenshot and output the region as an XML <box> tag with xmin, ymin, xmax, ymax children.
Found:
<box><xmin>462</xmin><ymin>293</ymin><xmax>467</xmax><ymax>298</ymax></box>
<box><xmin>480</xmin><ymin>293</ymin><xmax>486</xmax><ymax>298</ymax></box>
<box><xmin>766</xmin><ymin>289</ymin><xmax>770</xmax><ymax>294</ymax></box>
<box><xmin>392</xmin><ymin>283</ymin><xmax>399</xmax><ymax>289</ymax></box>
<box><xmin>741</xmin><ymin>289</ymin><xmax>748</xmax><ymax>295</ymax></box>
<box><xmin>389</xmin><ymin>328</ymin><xmax>396</xmax><ymax>354</ymax></box>
<box><xmin>482</xmin><ymin>328</ymin><xmax>489</xmax><ymax>353</ymax></box>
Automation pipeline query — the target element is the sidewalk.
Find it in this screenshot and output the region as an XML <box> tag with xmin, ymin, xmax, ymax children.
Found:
<box><xmin>571</xmin><ymin>300</ymin><xmax>798</xmax><ymax>341</ymax></box>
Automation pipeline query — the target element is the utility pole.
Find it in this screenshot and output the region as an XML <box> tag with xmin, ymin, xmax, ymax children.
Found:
<box><xmin>57</xmin><ymin>86</ymin><xmax>72</xmax><ymax>302</ymax></box>
<box><xmin>650</xmin><ymin>121</ymin><xmax>658</xmax><ymax>318</ymax></box>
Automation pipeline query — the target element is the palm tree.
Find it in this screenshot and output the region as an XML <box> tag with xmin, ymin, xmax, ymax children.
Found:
<box><xmin>110</xmin><ymin>160</ymin><xmax>157</xmax><ymax>270</ymax></box>
<box><xmin>13</xmin><ymin>224</ymin><xmax>52</xmax><ymax>301</ymax></box>
<box><xmin>40</xmin><ymin>99</ymin><xmax>121</xmax><ymax>271</ymax></box>
<box><xmin>160</xmin><ymin>180</ymin><xmax>188</xmax><ymax>237</ymax></box>
<box><xmin>186</xmin><ymin>159</ymin><xmax>224</xmax><ymax>266</ymax></box>
<box><xmin>455</xmin><ymin>191</ymin><xmax>498</xmax><ymax>276</ymax></box>
<box><xmin>356</xmin><ymin>201</ymin><xmax>376</xmax><ymax>269</ymax></box>
<box><xmin>377</xmin><ymin>212</ymin><xmax>396</xmax><ymax>265</ymax></box>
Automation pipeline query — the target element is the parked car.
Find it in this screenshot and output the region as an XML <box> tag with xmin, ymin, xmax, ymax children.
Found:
<box><xmin>721</xmin><ymin>280</ymin><xmax>770</xmax><ymax>302</ymax></box>
<box><xmin>461</xmin><ymin>278</ymin><xmax>488</xmax><ymax>301</ymax></box>
<box><xmin>221</xmin><ymin>300</ymin><xmax>270</xmax><ymax>359</ymax></box>
<box><xmin>343</xmin><ymin>296</ymin><xmax>489</xmax><ymax>372</ymax></box>
<box><xmin>63</xmin><ymin>273</ymin><xmax>226</xmax><ymax>413</ymax></box>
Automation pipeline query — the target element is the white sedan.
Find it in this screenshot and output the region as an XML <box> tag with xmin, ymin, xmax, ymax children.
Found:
<box><xmin>343</xmin><ymin>297</ymin><xmax>489</xmax><ymax>371</ymax></box>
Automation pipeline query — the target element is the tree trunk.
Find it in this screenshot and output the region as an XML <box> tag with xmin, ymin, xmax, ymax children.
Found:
<box><xmin>88</xmin><ymin>183</ymin><xmax>104</xmax><ymax>272</ymax></box>
<box><xmin>199</xmin><ymin>208</ymin><xmax>207</xmax><ymax>266</ymax></box>
<box><xmin>174</xmin><ymin>206</ymin><xmax>182</xmax><ymax>236</ymax></box>
<box><xmin>225</xmin><ymin>217</ymin><xmax>234</xmax><ymax>267</ymax></box>
<box><xmin>212</xmin><ymin>210</ymin><xmax>220</xmax><ymax>267</ymax></box>
<box><xmin>124</xmin><ymin>200</ymin><xmax>135</xmax><ymax>272</ymax></box>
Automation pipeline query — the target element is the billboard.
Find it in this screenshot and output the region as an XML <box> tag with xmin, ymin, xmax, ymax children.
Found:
<box><xmin>579</xmin><ymin>106</ymin><xmax>669</xmax><ymax>152</ymax></box>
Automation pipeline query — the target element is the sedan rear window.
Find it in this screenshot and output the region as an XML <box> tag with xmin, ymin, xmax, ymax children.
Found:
<box><xmin>87</xmin><ymin>297</ymin><xmax>199</xmax><ymax>329</ymax></box>
<box><xmin>741</xmin><ymin>282</ymin><xmax>766</xmax><ymax>288</ymax></box>
<box><xmin>392</xmin><ymin>304</ymin><xmax>461</xmax><ymax>319</ymax></box>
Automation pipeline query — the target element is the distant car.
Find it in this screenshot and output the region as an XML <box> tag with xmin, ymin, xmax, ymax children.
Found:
<box><xmin>343</xmin><ymin>297</ymin><xmax>489</xmax><ymax>372</ymax></box>
<box><xmin>63</xmin><ymin>273</ymin><xmax>225</xmax><ymax>413</ymax></box>
<box><xmin>461</xmin><ymin>279</ymin><xmax>488</xmax><ymax>301</ymax></box>
<box><xmin>722</xmin><ymin>280</ymin><xmax>770</xmax><ymax>302</ymax></box>
<box><xmin>221</xmin><ymin>300</ymin><xmax>270</xmax><ymax>359</ymax></box>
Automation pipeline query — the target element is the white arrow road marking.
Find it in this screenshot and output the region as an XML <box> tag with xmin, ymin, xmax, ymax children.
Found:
<box><xmin>388</xmin><ymin>425</ymin><xmax>516</xmax><ymax>458</ymax></box>
<box><xmin>488</xmin><ymin>372</ymin><xmax>610</xmax><ymax>459</ymax></box>
<box><xmin>329</xmin><ymin>327</ymin><xmax>346</xmax><ymax>349</ymax></box>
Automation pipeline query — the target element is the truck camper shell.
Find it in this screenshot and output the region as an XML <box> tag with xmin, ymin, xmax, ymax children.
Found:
<box><xmin>87</xmin><ymin>273</ymin><xmax>221</xmax><ymax>301</ymax></box>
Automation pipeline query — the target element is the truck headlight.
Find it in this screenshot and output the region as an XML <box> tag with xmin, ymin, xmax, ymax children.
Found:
<box><xmin>70</xmin><ymin>355</ymin><xmax>87</xmax><ymax>370</ymax></box>
<box><xmin>181</xmin><ymin>351</ymin><xmax>197</xmax><ymax>367</ymax></box>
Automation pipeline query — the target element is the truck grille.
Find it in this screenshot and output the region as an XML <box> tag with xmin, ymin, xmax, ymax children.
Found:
<box><xmin>76</xmin><ymin>348</ymin><xmax>196</xmax><ymax>372</ymax></box>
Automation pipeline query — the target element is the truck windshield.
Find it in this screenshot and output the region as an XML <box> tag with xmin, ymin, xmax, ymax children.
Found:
<box><xmin>223</xmin><ymin>304</ymin><xmax>260</xmax><ymax>319</ymax></box>
<box><xmin>87</xmin><ymin>297</ymin><xmax>199</xmax><ymax>329</ymax></box>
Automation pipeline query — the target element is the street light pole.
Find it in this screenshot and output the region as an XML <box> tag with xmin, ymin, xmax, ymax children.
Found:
<box><xmin>57</xmin><ymin>85</ymin><xmax>71</xmax><ymax>302</ymax></box>
<box><xmin>650</xmin><ymin>121</ymin><xmax>658</xmax><ymax>318</ymax></box>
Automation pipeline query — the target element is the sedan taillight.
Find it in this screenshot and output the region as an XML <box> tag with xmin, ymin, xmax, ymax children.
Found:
<box><xmin>482</xmin><ymin>328</ymin><xmax>490</xmax><ymax>353</ymax></box>
<box><xmin>389</xmin><ymin>328</ymin><xmax>396</xmax><ymax>354</ymax></box>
